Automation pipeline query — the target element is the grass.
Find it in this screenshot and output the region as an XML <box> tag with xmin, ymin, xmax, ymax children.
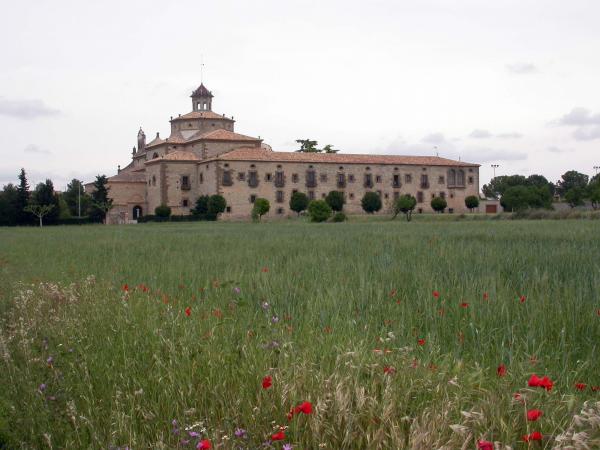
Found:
<box><xmin>0</xmin><ymin>219</ymin><xmax>599</xmax><ymax>449</ymax></box>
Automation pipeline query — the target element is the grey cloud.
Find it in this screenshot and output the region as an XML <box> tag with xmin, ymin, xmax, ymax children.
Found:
<box><xmin>572</xmin><ymin>125</ymin><xmax>600</xmax><ymax>141</ymax></box>
<box><xmin>469</xmin><ymin>129</ymin><xmax>492</xmax><ymax>139</ymax></box>
<box><xmin>496</xmin><ymin>132</ymin><xmax>523</xmax><ymax>139</ymax></box>
<box><xmin>506</xmin><ymin>62</ymin><xmax>538</xmax><ymax>74</ymax></box>
<box><xmin>557</xmin><ymin>107</ymin><xmax>600</xmax><ymax>126</ymax></box>
<box><xmin>0</xmin><ymin>97</ymin><xmax>61</xmax><ymax>119</ymax></box>
<box><xmin>24</xmin><ymin>144</ymin><xmax>52</xmax><ymax>155</ymax></box>
<box><xmin>461</xmin><ymin>148</ymin><xmax>528</xmax><ymax>163</ymax></box>
<box><xmin>421</xmin><ymin>132</ymin><xmax>446</xmax><ymax>144</ymax></box>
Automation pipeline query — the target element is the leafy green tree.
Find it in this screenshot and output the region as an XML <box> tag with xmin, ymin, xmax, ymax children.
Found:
<box><xmin>465</xmin><ymin>195</ymin><xmax>480</xmax><ymax>212</ymax></box>
<box><xmin>16</xmin><ymin>168</ymin><xmax>32</xmax><ymax>225</ymax></box>
<box><xmin>208</xmin><ymin>195</ymin><xmax>227</xmax><ymax>215</ymax></box>
<box><xmin>322</xmin><ymin>144</ymin><xmax>339</xmax><ymax>154</ymax></box>
<box><xmin>295</xmin><ymin>139</ymin><xmax>319</xmax><ymax>153</ymax></box>
<box><xmin>63</xmin><ymin>179</ymin><xmax>91</xmax><ymax>217</ymax></box>
<box><xmin>588</xmin><ymin>178</ymin><xmax>600</xmax><ymax>210</ymax></box>
<box><xmin>57</xmin><ymin>194</ymin><xmax>72</xmax><ymax>219</ymax></box>
<box><xmin>252</xmin><ymin>198</ymin><xmax>270</xmax><ymax>221</ymax></box>
<box><xmin>527</xmin><ymin>174</ymin><xmax>555</xmax><ymax>195</ymax></box>
<box><xmin>325</xmin><ymin>191</ymin><xmax>345</xmax><ymax>212</ymax></box>
<box><xmin>31</xmin><ymin>179</ymin><xmax>60</xmax><ymax>224</ymax></box>
<box><xmin>193</xmin><ymin>195</ymin><xmax>210</xmax><ymax>215</ymax></box>
<box><xmin>430</xmin><ymin>196</ymin><xmax>447</xmax><ymax>213</ymax></box>
<box><xmin>90</xmin><ymin>175</ymin><xmax>113</xmax><ymax>223</ymax></box>
<box><xmin>155</xmin><ymin>204</ymin><xmax>172</xmax><ymax>217</ymax></box>
<box><xmin>564</xmin><ymin>187</ymin><xmax>585</xmax><ymax>208</ymax></box>
<box><xmin>0</xmin><ymin>184</ymin><xmax>19</xmax><ymax>226</ymax></box>
<box><xmin>289</xmin><ymin>192</ymin><xmax>309</xmax><ymax>216</ymax></box>
<box><xmin>24</xmin><ymin>204</ymin><xmax>54</xmax><ymax>228</ymax></box>
<box><xmin>361</xmin><ymin>192</ymin><xmax>382</xmax><ymax>214</ymax></box>
<box><xmin>393</xmin><ymin>194</ymin><xmax>417</xmax><ymax>221</ymax></box>
<box><xmin>557</xmin><ymin>170</ymin><xmax>589</xmax><ymax>197</ymax></box>
<box><xmin>307</xmin><ymin>200</ymin><xmax>332</xmax><ymax>222</ymax></box>
<box><xmin>482</xmin><ymin>175</ymin><xmax>527</xmax><ymax>199</ymax></box>
<box><xmin>501</xmin><ymin>186</ymin><xmax>539</xmax><ymax>211</ymax></box>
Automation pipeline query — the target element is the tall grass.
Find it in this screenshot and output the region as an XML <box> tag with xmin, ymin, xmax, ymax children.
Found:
<box><xmin>0</xmin><ymin>220</ymin><xmax>599</xmax><ymax>449</ymax></box>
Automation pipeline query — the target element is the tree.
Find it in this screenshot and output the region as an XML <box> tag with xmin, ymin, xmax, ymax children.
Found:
<box><xmin>252</xmin><ymin>198</ymin><xmax>270</xmax><ymax>221</ymax></box>
<box><xmin>295</xmin><ymin>139</ymin><xmax>319</xmax><ymax>153</ymax></box>
<box><xmin>557</xmin><ymin>170</ymin><xmax>588</xmax><ymax>197</ymax></box>
<box><xmin>393</xmin><ymin>194</ymin><xmax>417</xmax><ymax>221</ymax></box>
<box><xmin>564</xmin><ymin>187</ymin><xmax>585</xmax><ymax>208</ymax></box>
<box><xmin>63</xmin><ymin>179</ymin><xmax>91</xmax><ymax>217</ymax></box>
<box><xmin>208</xmin><ymin>195</ymin><xmax>227</xmax><ymax>215</ymax></box>
<box><xmin>322</xmin><ymin>144</ymin><xmax>339</xmax><ymax>154</ymax></box>
<box><xmin>16</xmin><ymin>168</ymin><xmax>31</xmax><ymax>225</ymax></box>
<box><xmin>361</xmin><ymin>192</ymin><xmax>382</xmax><ymax>214</ymax></box>
<box><xmin>501</xmin><ymin>186</ymin><xmax>539</xmax><ymax>211</ymax></box>
<box><xmin>527</xmin><ymin>174</ymin><xmax>555</xmax><ymax>196</ymax></box>
<box><xmin>482</xmin><ymin>175</ymin><xmax>527</xmax><ymax>199</ymax></box>
<box><xmin>31</xmin><ymin>179</ymin><xmax>60</xmax><ymax>224</ymax></box>
<box><xmin>588</xmin><ymin>178</ymin><xmax>600</xmax><ymax>210</ymax></box>
<box><xmin>24</xmin><ymin>204</ymin><xmax>54</xmax><ymax>228</ymax></box>
<box><xmin>155</xmin><ymin>204</ymin><xmax>172</xmax><ymax>217</ymax></box>
<box><xmin>430</xmin><ymin>196</ymin><xmax>447</xmax><ymax>213</ymax></box>
<box><xmin>307</xmin><ymin>200</ymin><xmax>332</xmax><ymax>222</ymax></box>
<box><xmin>325</xmin><ymin>191</ymin><xmax>345</xmax><ymax>212</ymax></box>
<box><xmin>289</xmin><ymin>192</ymin><xmax>309</xmax><ymax>216</ymax></box>
<box><xmin>90</xmin><ymin>175</ymin><xmax>113</xmax><ymax>223</ymax></box>
<box><xmin>465</xmin><ymin>195</ymin><xmax>480</xmax><ymax>212</ymax></box>
<box><xmin>193</xmin><ymin>195</ymin><xmax>210</xmax><ymax>215</ymax></box>
<box><xmin>0</xmin><ymin>184</ymin><xmax>19</xmax><ymax>226</ymax></box>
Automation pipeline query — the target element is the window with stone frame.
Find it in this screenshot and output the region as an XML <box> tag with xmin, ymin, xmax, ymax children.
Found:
<box><xmin>292</xmin><ymin>173</ymin><xmax>299</xmax><ymax>183</ymax></box>
<box><xmin>337</xmin><ymin>173</ymin><xmax>346</xmax><ymax>188</ymax></box>
<box><xmin>405</xmin><ymin>174</ymin><xmax>412</xmax><ymax>184</ymax></box>
<box><xmin>364</xmin><ymin>173</ymin><xmax>373</xmax><ymax>188</ymax></box>
<box><xmin>181</xmin><ymin>175</ymin><xmax>191</xmax><ymax>190</ymax></box>
<box><xmin>306</xmin><ymin>170</ymin><xmax>317</xmax><ymax>188</ymax></box>
<box><xmin>320</xmin><ymin>173</ymin><xmax>327</xmax><ymax>183</ymax></box>
<box><xmin>438</xmin><ymin>175</ymin><xmax>445</xmax><ymax>184</ymax></box>
<box><xmin>440</xmin><ymin>191</ymin><xmax>446</xmax><ymax>199</ymax></box>
<box><xmin>222</xmin><ymin>170</ymin><xmax>233</xmax><ymax>186</ymax></box>
<box><xmin>274</xmin><ymin>171</ymin><xmax>285</xmax><ymax>188</ymax></box>
<box><xmin>250</xmin><ymin>194</ymin><xmax>257</xmax><ymax>203</ymax></box>
<box><xmin>447</xmin><ymin>169</ymin><xmax>456</xmax><ymax>186</ymax></box>
<box><xmin>456</xmin><ymin>170</ymin><xmax>465</xmax><ymax>187</ymax></box>
<box><xmin>349</xmin><ymin>193</ymin><xmax>355</xmax><ymax>199</ymax></box>
<box><xmin>265</xmin><ymin>173</ymin><xmax>272</xmax><ymax>182</ymax></box>
<box><xmin>238</xmin><ymin>172</ymin><xmax>246</xmax><ymax>181</ymax></box>
<box><xmin>392</xmin><ymin>174</ymin><xmax>401</xmax><ymax>188</ymax></box>
<box><xmin>199</xmin><ymin>173</ymin><xmax>204</xmax><ymax>183</ymax></box>
<box><xmin>182</xmin><ymin>199</ymin><xmax>189</xmax><ymax>207</ymax></box>
<box><xmin>348</xmin><ymin>174</ymin><xmax>355</xmax><ymax>183</ymax></box>
<box><xmin>248</xmin><ymin>171</ymin><xmax>259</xmax><ymax>188</ymax></box>
<box><xmin>276</xmin><ymin>207</ymin><xmax>284</xmax><ymax>215</ymax></box>
<box><xmin>468</xmin><ymin>176</ymin><xmax>474</xmax><ymax>184</ymax></box>
<box><xmin>417</xmin><ymin>191</ymin><xmax>424</xmax><ymax>203</ymax></box>
<box><xmin>420</xmin><ymin>174</ymin><xmax>429</xmax><ymax>189</ymax></box>
<box><xmin>152</xmin><ymin>175</ymin><xmax>156</xmax><ymax>186</ymax></box>
<box><xmin>376</xmin><ymin>175</ymin><xmax>382</xmax><ymax>183</ymax></box>
<box><xmin>276</xmin><ymin>190</ymin><xmax>284</xmax><ymax>203</ymax></box>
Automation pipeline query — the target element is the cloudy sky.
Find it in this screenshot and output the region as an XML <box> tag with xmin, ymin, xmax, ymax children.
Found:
<box><xmin>1</xmin><ymin>0</ymin><xmax>599</xmax><ymax>190</ymax></box>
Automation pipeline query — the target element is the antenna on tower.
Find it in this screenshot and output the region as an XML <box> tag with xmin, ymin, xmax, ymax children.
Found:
<box><xmin>434</xmin><ymin>146</ymin><xmax>439</xmax><ymax>157</ymax></box>
<box><xmin>200</xmin><ymin>54</ymin><xmax>205</xmax><ymax>83</ymax></box>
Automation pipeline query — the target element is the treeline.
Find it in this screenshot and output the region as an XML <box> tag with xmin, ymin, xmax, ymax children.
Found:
<box><xmin>482</xmin><ymin>170</ymin><xmax>600</xmax><ymax>211</ymax></box>
<box><xmin>0</xmin><ymin>169</ymin><xmax>113</xmax><ymax>226</ymax></box>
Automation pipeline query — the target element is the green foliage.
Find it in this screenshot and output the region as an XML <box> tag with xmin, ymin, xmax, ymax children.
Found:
<box><xmin>295</xmin><ymin>139</ymin><xmax>339</xmax><ymax>153</ymax></box>
<box><xmin>23</xmin><ymin>204</ymin><xmax>55</xmax><ymax>227</ymax></box>
<box><xmin>321</xmin><ymin>144</ymin><xmax>339</xmax><ymax>154</ymax></box>
<box><xmin>63</xmin><ymin>179</ymin><xmax>91</xmax><ymax>217</ymax></box>
<box><xmin>0</xmin><ymin>184</ymin><xmax>19</xmax><ymax>226</ymax></box>
<box><xmin>154</xmin><ymin>204</ymin><xmax>172</xmax><ymax>217</ymax></box>
<box><xmin>57</xmin><ymin>195</ymin><xmax>72</xmax><ymax>220</ymax></box>
<box><xmin>207</xmin><ymin>195</ymin><xmax>227</xmax><ymax>215</ymax></box>
<box><xmin>332</xmin><ymin>212</ymin><xmax>347</xmax><ymax>222</ymax></box>
<box><xmin>16</xmin><ymin>168</ymin><xmax>31</xmax><ymax>225</ymax></box>
<box><xmin>325</xmin><ymin>191</ymin><xmax>345</xmax><ymax>212</ymax></box>
<box><xmin>289</xmin><ymin>192</ymin><xmax>309</xmax><ymax>216</ymax></box>
<box><xmin>252</xmin><ymin>198</ymin><xmax>270</xmax><ymax>220</ymax></box>
<box><xmin>557</xmin><ymin>170</ymin><xmax>589</xmax><ymax>196</ymax></box>
<box><xmin>393</xmin><ymin>194</ymin><xmax>417</xmax><ymax>221</ymax></box>
<box><xmin>90</xmin><ymin>175</ymin><xmax>113</xmax><ymax>222</ymax></box>
<box><xmin>588</xmin><ymin>183</ymin><xmax>600</xmax><ymax>210</ymax></box>
<box><xmin>564</xmin><ymin>187</ymin><xmax>585</xmax><ymax>208</ymax></box>
<box><xmin>32</xmin><ymin>179</ymin><xmax>60</xmax><ymax>224</ymax></box>
<box><xmin>501</xmin><ymin>185</ymin><xmax>551</xmax><ymax>211</ymax></box>
<box><xmin>193</xmin><ymin>195</ymin><xmax>210</xmax><ymax>215</ymax></box>
<box><xmin>465</xmin><ymin>195</ymin><xmax>480</xmax><ymax>212</ymax></box>
<box><xmin>361</xmin><ymin>192</ymin><xmax>382</xmax><ymax>214</ymax></box>
<box><xmin>430</xmin><ymin>196</ymin><xmax>447</xmax><ymax>213</ymax></box>
<box><xmin>482</xmin><ymin>174</ymin><xmax>555</xmax><ymax>201</ymax></box>
<box><xmin>307</xmin><ymin>199</ymin><xmax>332</xmax><ymax>222</ymax></box>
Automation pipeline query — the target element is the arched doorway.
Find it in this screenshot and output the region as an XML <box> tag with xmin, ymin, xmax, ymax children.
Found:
<box><xmin>132</xmin><ymin>205</ymin><xmax>143</xmax><ymax>220</ymax></box>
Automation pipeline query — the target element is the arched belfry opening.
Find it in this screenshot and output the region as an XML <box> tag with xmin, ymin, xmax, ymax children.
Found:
<box><xmin>191</xmin><ymin>83</ymin><xmax>213</xmax><ymax>112</ymax></box>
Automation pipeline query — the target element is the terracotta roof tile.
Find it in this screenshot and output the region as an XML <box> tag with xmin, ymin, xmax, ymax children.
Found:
<box><xmin>206</xmin><ymin>147</ymin><xmax>479</xmax><ymax>167</ymax></box>
<box><xmin>191</xmin><ymin>83</ymin><xmax>213</xmax><ymax>98</ymax></box>
<box><xmin>187</xmin><ymin>129</ymin><xmax>261</xmax><ymax>142</ymax></box>
<box><xmin>172</xmin><ymin>111</ymin><xmax>232</xmax><ymax>121</ymax></box>
<box><xmin>145</xmin><ymin>135</ymin><xmax>166</xmax><ymax>148</ymax></box>
<box><xmin>145</xmin><ymin>150</ymin><xmax>201</xmax><ymax>164</ymax></box>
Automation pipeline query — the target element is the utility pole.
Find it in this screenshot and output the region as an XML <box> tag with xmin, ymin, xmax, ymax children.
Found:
<box><xmin>78</xmin><ymin>181</ymin><xmax>81</xmax><ymax>218</ymax></box>
<box><xmin>491</xmin><ymin>164</ymin><xmax>500</xmax><ymax>179</ymax></box>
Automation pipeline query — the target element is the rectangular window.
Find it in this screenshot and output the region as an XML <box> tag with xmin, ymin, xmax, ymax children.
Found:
<box><xmin>199</xmin><ymin>173</ymin><xmax>204</xmax><ymax>183</ymax></box>
<box><xmin>277</xmin><ymin>207</ymin><xmax>284</xmax><ymax>215</ymax></box>
<box><xmin>364</xmin><ymin>173</ymin><xmax>373</xmax><ymax>188</ymax></box>
<box><xmin>292</xmin><ymin>173</ymin><xmax>299</xmax><ymax>183</ymax></box>
<box><xmin>320</xmin><ymin>173</ymin><xmax>327</xmax><ymax>182</ymax></box>
<box><xmin>337</xmin><ymin>173</ymin><xmax>346</xmax><ymax>188</ymax></box>
<box><xmin>393</xmin><ymin>174</ymin><xmax>401</xmax><ymax>188</ymax></box>
<box><xmin>182</xmin><ymin>199</ymin><xmax>189</xmax><ymax>207</ymax></box>
<box><xmin>250</xmin><ymin>194</ymin><xmax>257</xmax><ymax>203</ymax></box>
<box><xmin>417</xmin><ymin>191</ymin><xmax>424</xmax><ymax>203</ymax></box>
<box><xmin>238</xmin><ymin>172</ymin><xmax>246</xmax><ymax>181</ymax></box>
<box><xmin>306</xmin><ymin>170</ymin><xmax>317</xmax><ymax>188</ymax></box>
<box><xmin>222</xmin><ymin>170</ymin><xmax>233</xmax><ymax>186</ymax></box>
<box><xmin>248</xmin><ymin>171</ymin><xmax>259</xmax><ymax>188</ymax></box>
<box><xmin>308</xmin><ymin>191</ymin><xmax>315</xmax><ymax>200</ymax></box>
<box><xmin>468</xmin><ymin>176</ymin><xmax>474</xmax><ymax>184</ymax></box>
<box><xmin>349</xmin><ymin>193</ymin><xmax>355</xmax><ymax>199</ymax></box>
<box><xmin>181</xmin><ymin>175</ymin><xmax>191</xmax><ymax>190</ymax></box>
<box><xmin>440</xmin><ymin>191</ymin><xmax>446</xmax><ymax>199</ymax></box>
<box><xmin>226</xmin><ymin>206</ymin><xmax>231</xmax><ymax>213</ymax></box>
<box><xmin>348</xmin><ymin>174</ymin><xmax>355</xmax><ymax>183</ymax></box>
<box><xmin>438</xmin><ymin>176</ymin><xmax>445</xmax><ymax>184</ymax></box>
<box><xmin>375</xmin><ymin>175</ymin><xmax>382</xmax><ymax>183</ymax></box>
<box><xmin>457</xmin><ymin>170</ymin><xmax>465</xmax><ymax>186</ymax></box>
<box><xmin>420</xmin><ymin>174</ymin><xmax>429</xmax><ymax>189</ymax></box>
<box><xmin>276</xmin><ymin>190</ymin><xmax>284</xmax><ymax>203</ymax></box>
<box><xmin>384</xmin><ymin>193</ymin><xmax>389</xmax><ymax>199</ymax></box>
<box><xmin>265</xmin><ymin>173</ymin><xmax>272</xmax><ymax>182</ymax></box>
<box><xmin>274</xmin><ymin>171</ymin><xmax>285</xmax><ymax>188</ymax></box>
<box><xmin>405</xmin><ymin>174</ymin><xmax>412</xmax><ymax>184</ymax></box>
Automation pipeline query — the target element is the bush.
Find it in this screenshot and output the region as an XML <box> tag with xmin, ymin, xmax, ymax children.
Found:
<box><xmin>208</xmin><ymin>195</ymin><xmax>227</xmax><ymax>215</ymax></box>
<box><xmin>393</xmin><ymin>194</ymin><xmax>417</xmax><ymax>221</ymax></box>
<box><xmin>325</xmin><ymin>191</ymin><xmax>345</xmax><ymax>212</ymax></box>
<box><xmin>361</xmin><ymin>192</ymin><xmax>382</xmax><ymax>214</ymax></box>
<box><xmin>308</xmin><ymin>200</ymin><xmax>332</xmax><ymax>222</ymax></box>
<box><xmin>155</xmin><ymin>204</ymin><xmax>172</xmax><ymax>218</ymax></box>
<box><xmin>193</xmin><ymin>196</ymin><xmax>210</xmax><ymax>215</ymax></box>
<box><xmin>332</xmin><ymin>212</ymin><xmax>347</xmax><ymax>222</ymax></box>
<box><xmin>289</xmin><ymin>192</ymin><xmax>309</xmax><ymax>216</ymax></box>
<box><xmin>252</xmin><ymin>198</ymin><xmax>270</xmax><ymax>221</ymax></box>
<box><xmin>465</xmin><ymin>195</ymin><xmax>480</xmax><ymax>212</ymax></box>
<box><xmin>431</xmin><ymin>197</ymin><xmax>447</xmax><ymax>213</ymax></box>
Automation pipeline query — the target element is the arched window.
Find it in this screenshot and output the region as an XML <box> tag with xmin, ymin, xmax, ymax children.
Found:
<box><xmin>153</xmin><ymin>152</ymin><xmax>159</xmax><ymax>159</ymax></box>
<box><xmin>132</xmin><ymin>205</ymin><xmax>143</xmax><ymax>220</ymax></box>
<box><xmin>448</xmin><ymin>169</ymin><xmax>456</xmax><ymax>186</ymax></box>
<box><xmin>457</xmin><ymin>169</ymin><xmax>465</xmax><ymax>186</ymax></box>
<box><xmin>152</xmin><ymin>175</ymin><xmax>156</xmax><ymax>186</ymax></box>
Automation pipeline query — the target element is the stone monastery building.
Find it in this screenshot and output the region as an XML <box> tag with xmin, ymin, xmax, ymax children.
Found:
<box><xmin>105</xmin><ymin>83</ymin><xmax>480</xmax><ymax>222</ymax></box>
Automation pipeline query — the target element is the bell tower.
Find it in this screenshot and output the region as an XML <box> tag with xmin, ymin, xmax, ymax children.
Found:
<box><xmin>191</xmin><ymin>83</ymin><xmax>213</xmax><ymax>112</ymax></box>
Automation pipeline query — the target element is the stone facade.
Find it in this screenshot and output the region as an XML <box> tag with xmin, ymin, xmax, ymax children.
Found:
<box><xmin>101</xmin><ymin>83</ymin><xmax>480</xmax><ymax>223</ymax></box>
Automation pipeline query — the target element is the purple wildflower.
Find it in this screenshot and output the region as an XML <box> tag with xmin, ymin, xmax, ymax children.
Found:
<box><xmin>46</xmin><ymin>356</ymin><xmax>53</xmax><ymax>366</ymax></box>
<box><xmin>271</xmin><ymin>316</ymin><xmax>279</xmax><ymax>324</ymax></box>
<box><xmin>172</xmin><ymin>419</ymin><xmax>178</xmax><ymax>427</ymax></box>
<box><xmin>38</xmin><ymin>383</ymin><xmax>47</xmax><ymax>392</ymax></box>
<box><xmin>233</xmin><ymin>287</ymin><xmax>241</xmax><ymax>295</ymax></box>
<box><xmin>283</xmin><ymin>444</ymin><xmax>293</xmax><ymax>450</ymax></box>
<box><xmin>234</xmin><ymin>428</ymin><xmax>247</xmax><ymax>438</ymax></box>
<box><xmin>179</xmin><ymin>439</ymin><xmax>190</xmax><ymax>446</ymax></box>
<box><xmin>188</xmin><ymin>431</ymin><xmax>200</xmax><ymax>438</ymax></box>
<box><xmin>261</xmin><ymin>301</ymin><xmax>270</xmax><ymax>310</ymax></box>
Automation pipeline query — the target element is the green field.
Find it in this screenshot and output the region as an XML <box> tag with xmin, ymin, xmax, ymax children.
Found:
<box><xmin>1</xmin><ymin>220</ymin><xmax>599</xmax><ymax>449</ymax></box>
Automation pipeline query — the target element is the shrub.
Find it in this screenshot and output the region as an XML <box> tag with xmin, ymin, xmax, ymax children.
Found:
<box><xmin>208</xmin><ymin>195</ymin><xmax>227</xmax><ymax>215</ymax></box>
<box><xmin>307</xmin><ymin>200</ymin><xmax>332</xmax><ymax>222</ymax></box>
<box><xmin>393</xmin><ymin>194</ymin><xmax>417</xmax><ymax>221</ymax></box>
<box><xmin>361</xmin><ymin>192</ymin><xmax>382</xmax><ymax>214</ymax></box>
<box><xmin>155</xmin><ymin>204</ymin><xmax>172</xmax><ymax>218</ymax></box>
<box><xmin>332</xmin><ymin>212</ymin><xmax>347</xmax><ymax>222</ymax></box>
<box><xmin>253</xmin><ymin>198</ymin><xmax>270</xmax><ymax>221</ymax></box>
<box><xmin>465</xmin><ymin>195</ymin><xmax>480</xmax><ymax>212</ymax></box>
<box><xmin>431</xmin><ymin>197</ymin><xmax>447</xmax><ymax>213</ymax></box>
<box><xmin>193</xmin><ymin>196</ymin><xmax>210</xmax><ymax>215</ymax></box>
<box><xmin>325</xmin><ymin>191</ymin><xmax>345</xmax><ymax>212</ymax></box>
<box><xmin>289</xmin><ymin>192</ymin><xmax>309</xmax><ymax>216</ymax></box>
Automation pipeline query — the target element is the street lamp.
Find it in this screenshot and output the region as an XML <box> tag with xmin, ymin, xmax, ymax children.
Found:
<box><xmin>491</xmin><ymin>164</ymin><xmax>500</xmax><ymax>179</ymax></box>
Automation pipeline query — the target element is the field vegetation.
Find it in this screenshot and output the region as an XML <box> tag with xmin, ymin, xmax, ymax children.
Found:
<box><xmin>1</xmin><ymin>220</ymin><xmax>599</xmax><ymax>449</ymax></box>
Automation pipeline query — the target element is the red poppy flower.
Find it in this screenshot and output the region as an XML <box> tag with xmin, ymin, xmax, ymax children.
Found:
<box><xmin>597</xmin><ymin>309</ymin><xmax>600</xmax><ymax>316</ymax></box>
<box><xmin>477</xmin><ymin>440</ymin><xmax>493</xmax><ymax>450</ymax></box>
<box><xmin>460</xmin><ymin>302</ymin><xmax>469</xmax><ymax>308</ymax></box>
<box><xmin>522</xmin><ymin>431</ymin><xmax>542</xmax><ymax>442</ymax></box>
<box><xmin>185</xmin><ymin>306</ymin><xmax>191</xmax><ymax>317</ymax></box>
<box><xmin>497</xmin><ymin>364</ymin><xmax>507</xmax><ymax>377</ymax></box>
<box><xmin>519</xmin><ymin>295</ymin><xmax>526</xmax><ymax>303</ymax></box>
<box><xmin>271</xmin><ymin>431</ymin><xmax>285</xmax><ymax>441</ymax></box>
<box><xmin>294</xmin><ymin>401</ymin><xmax>312</xmax><ymax>415</ymax></box>
<box><xmin>528</xmin><ymin>374</ymin><xmax>554</xmax><ymax>391</ymax></box>
<box><xmin>262</xmin><ymin>376</ymin><xmax>272</xmax><ymax>389</ymax></box>
<box><xmin>483</xmin><ymin>292</ymin><xmax>489</xmax><ymax>300</ymax></box>
<box><xmin>527</xmin><ymin>409</ymin><xmax>543</xmax><ymax>421</ymax></box>
<box><xmin>417</xmin><ymin>338</ymin><xmax>426</xmax><ymax>346</ymax></box>
<box><xmin>384</xmin><ymin>366</ymin><xmax>396</xmax><ymax>375</ymax></box>
<box><xmin>513</xmin><ymin>392</ymin><xmax>524</xmax><ymax>402</ymax></box>
<box><xmin>591</xmin><ymin>386</ymin><xmax>599</xmax><ymax>392</ymax></box>
<box><xmin>261</xmin><ymin>267</ymin><xmax>269</xmax><ymax>273</ymax></box>
<box><xmin>575</xmin><ymin>383</ymin><xmax>587</xmax><ymax>391</ymax></box>
<box><xmin>197</xmin><ymin>440</ymin><xmax>211</xmax><ymax>449</ymax></box>
<box><xmin>122</xmin><ymin>284</ymin><xmax>129</xmax><ymax>292</ymax></box>
<box><xmin>433</xmin><ymin>290</ymin><xmax>440</xmax><ymax>299</ymax></box>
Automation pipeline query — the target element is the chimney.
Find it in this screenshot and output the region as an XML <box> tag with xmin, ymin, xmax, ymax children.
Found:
<box><xmin>156</xmin><ymin>132</ymin><xmax>160</xmax><ymax>138</ymax></box>
<box><xmin>118</xmin><ymin>165</ymin><xmax>121</xmax><ymax>173</ymax></box>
